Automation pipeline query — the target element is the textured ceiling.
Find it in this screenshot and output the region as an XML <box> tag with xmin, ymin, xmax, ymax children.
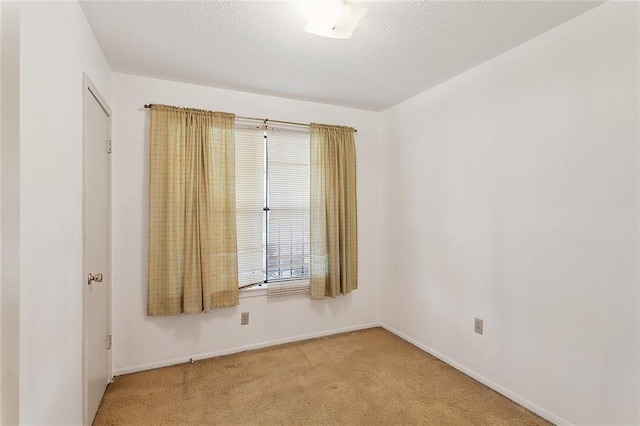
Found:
<box><xmin>80</xmin><ymin>1</ymin><xmax>604</xmax><ymax>111</ymax></box>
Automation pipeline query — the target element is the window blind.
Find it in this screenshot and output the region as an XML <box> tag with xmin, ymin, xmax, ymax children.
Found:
<box><xmin>266</xmin><ymin>128</ymin><xmax>310</xmax><ymax>296</ymax></box>
<box><xmin>235</xmin><ymin>127</ymin><xmax>265</xmax><ymax>288</ymax></box>
<box><xmin>235</xmin><ymin>124</ymin><xmax>310</xmax><ymax>296</ymax></box>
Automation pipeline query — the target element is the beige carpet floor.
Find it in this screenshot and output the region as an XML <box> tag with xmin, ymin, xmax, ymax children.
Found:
<box><xmin>94</xmin><ymin>327</ymin><xmax>550</xmax><ymax>425</ymax></box>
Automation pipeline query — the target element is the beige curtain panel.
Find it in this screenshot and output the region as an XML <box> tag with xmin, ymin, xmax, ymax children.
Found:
<box><xmin>310</xmin><ymin>123</ymin><xmax>358</xmax><ymax>299</ymax></box>
<box><xmin>148</xmin><ymin>104</ymin><xmax>239</xmax><ymax>315</ymax></box>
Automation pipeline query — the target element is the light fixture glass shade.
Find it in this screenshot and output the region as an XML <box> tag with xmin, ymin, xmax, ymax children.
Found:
<box><xmin>304</xmin><ymin>1</ymin><xmax>367</xmax><ymax>39</ymax></box>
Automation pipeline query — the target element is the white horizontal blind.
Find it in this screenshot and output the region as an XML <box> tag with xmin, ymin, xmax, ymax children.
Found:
<box><xmin>235</xmin><ymin>126</ymin><xmax>265</xmax><ymax>288</ymax></box>
<box><xmin>266</xmin><ymin>128</ymin><xmax>310</xmax><ymax>296</ymax></box>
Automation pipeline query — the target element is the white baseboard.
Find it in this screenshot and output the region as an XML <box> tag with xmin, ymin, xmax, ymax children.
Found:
<box><xmin>380</xmin><ymin>323</ymin><xmax>572</xmax><ymax>426</ymax></box>
<box><xmin>113</xmin><ymin>322</ymin><xmax>381</xmax><ymax>376</ymax></box>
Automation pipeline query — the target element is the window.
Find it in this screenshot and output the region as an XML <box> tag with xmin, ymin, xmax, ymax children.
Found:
<box><xmin>235</xmin><ymin>125</ymin><xmax>311</xmax><ymax>295</ymax></box>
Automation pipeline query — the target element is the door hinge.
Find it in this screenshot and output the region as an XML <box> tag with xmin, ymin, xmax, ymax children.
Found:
<box><xmin>107</xmin><ymin>139</ymin><xmax>113</xmax><ymax>154</ymax></box>
<box><xmin>107</xmin><ymin>334</ymin><xmax>112</xmax><ymax>350</ymax></box>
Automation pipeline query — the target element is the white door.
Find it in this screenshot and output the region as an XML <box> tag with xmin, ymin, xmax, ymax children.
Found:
<box><xmin>82</xmin><ymin>75</ymin><xmax>112</xmax><ymax>425</ymax></box>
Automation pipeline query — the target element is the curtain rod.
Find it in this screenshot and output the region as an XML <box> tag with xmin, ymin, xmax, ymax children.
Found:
<box><xmin>143</xmin><ymin>104</ymin><xmax>357</xmax><ymax>133</ymax></box>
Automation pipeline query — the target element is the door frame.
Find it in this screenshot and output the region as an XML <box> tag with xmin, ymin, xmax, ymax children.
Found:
<box><xmin>81</xmin><ymin>73</ymin><xmax>112</xmax><ymax>426</ymax></box>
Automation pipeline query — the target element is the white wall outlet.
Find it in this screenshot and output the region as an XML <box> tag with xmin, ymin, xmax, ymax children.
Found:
<box><xmin>474</xmin><ymin>318</ymin><xmax>483</xmax><ymax>335</ymax></box>
<box><xmin>241</xmin><ymin>312</ymin><xmax>249</xmax><ymax>325</ymax></box>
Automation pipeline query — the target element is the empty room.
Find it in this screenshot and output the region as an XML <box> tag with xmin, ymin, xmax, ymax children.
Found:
<box><xmin>1</xmin><ymin>0</ymin><xmax>638</xmax><ymax>425</ymax></box>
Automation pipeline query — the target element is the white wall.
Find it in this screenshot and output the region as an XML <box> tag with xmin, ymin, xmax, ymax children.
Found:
<box><xmin>379</xmin><ymin>2</ymin><xmax>639</xmax><ymax>425</ymax></box>
<box><xmin>17</xmin><ymin>2</ymin><xmax>111</xmax><ymax>424</ymax></box>
<box><xmin>111</xmin><ymin>73</ymin><xmax>382</xmax><ymax>374</ymax></box>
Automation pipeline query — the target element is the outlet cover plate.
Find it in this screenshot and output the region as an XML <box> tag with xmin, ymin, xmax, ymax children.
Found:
<box><xmin>474</xmin><ymin>318</ymin><xmax>483</xmax><ymax>335</ymax></box>
<box><xmin>241</xmin><ymin>312</ymin><xmax>249</xmax><ymax>325</ymax></box>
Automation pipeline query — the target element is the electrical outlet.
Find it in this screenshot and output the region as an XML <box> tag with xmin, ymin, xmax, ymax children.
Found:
<box><xmin>241</xmin><ymin>312</ymin><xmax>249</xmax><ymax>325</ymax></box>
<box><xmin>474</xmin><ymin>318</ymin><xmax>483</xmax><ymax>335</ymax></box>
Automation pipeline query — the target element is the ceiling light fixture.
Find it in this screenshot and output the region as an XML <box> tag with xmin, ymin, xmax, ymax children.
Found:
<box><xmin>304</xmin><ymin>0</ymin><xmax>368</xmax><ymax>39</ymax></box>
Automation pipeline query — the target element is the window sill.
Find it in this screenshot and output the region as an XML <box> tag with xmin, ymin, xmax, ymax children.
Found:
<box><xmin>239</xmin><ymin>284</ymin><xmax>267</xmax><ymax>299</ymax></box>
